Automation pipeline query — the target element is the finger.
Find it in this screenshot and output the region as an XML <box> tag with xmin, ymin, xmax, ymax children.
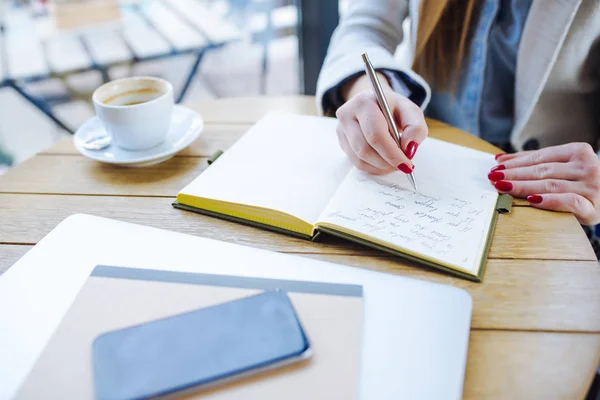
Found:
<box><xmin>352</xmin><ymin>93</ymin><xmax>413</xmax><ymax>170</ymax></box>
<box><xmin>336</xmin><ymin>124</ymin><xmax>390</xmax><ymax>175</ymax></box>
<box><xmin>495</xmin><ymin>152</ymin><xmax>519</xmax><ymax>162</ymax></box>
<box><xmin>391</xmin><ymin>96</ymin><xmax>428</xmax><ymax>160</ymax></box>
<box><xmin>526</xmin><ymin>193</ymin><xmax>597</xmax><ymax>225</ymax></box>
<box><xmin>499</xmin><ymin>143</ymin><xmax>579</xmax><ymax>169</ymax></box>
<box><xmin>487</xmin><ymin>162</ymin><xmax>585</xmax><ymax>182</ymax></box>
<box><xmin>339</xmin><ymin>119</ymin><xmax>395</xmax><ymax>171</ymax></box>
<box><xmin>492</xmin><ymin>178</ymin><xmax>583</xmax><ymax>198</ymax></box>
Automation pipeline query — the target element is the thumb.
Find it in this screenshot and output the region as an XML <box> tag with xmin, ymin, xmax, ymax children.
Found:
<box><xmin>527</xmin><ymin>193</ymin><xmax>597</xmax><ymax>225</ymax></box>
<box><xmin>400</xmin><ymin>124</ymin><xmax>428</xmax><ymax>160</ymax></box>
<box><xmin>391</xmin><ymin>95</ymin><xmax>428</xmax><ymax>160</ymax></box>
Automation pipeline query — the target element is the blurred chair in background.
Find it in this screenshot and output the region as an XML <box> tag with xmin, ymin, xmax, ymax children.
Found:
<box><xmin>0</xmin><ymin>0</ymin><xmax>242</xmax><ymax>134</ymax></box>
<box><xmin>221</xmin><ymin>0</ymin><xmax>297</xmax><ymax>94</ymax></box>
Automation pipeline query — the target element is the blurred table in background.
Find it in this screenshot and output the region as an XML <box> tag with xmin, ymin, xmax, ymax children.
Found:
<box><xmin>0</xmin><ymin>96</ymin><xmax>599</xmax><ymax>399</ymax></box>
<box><xmin>0</xmin><ymin>0</ymin><xmax>300</xmax><ymax>133</ymax></box>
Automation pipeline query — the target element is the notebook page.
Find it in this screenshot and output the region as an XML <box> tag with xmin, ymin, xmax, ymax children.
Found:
<box><xmin>178</xmin><ymin>112</ymin><xmax>352</xmax><ymax>226</ymax></box>
<box><xmin>318</xmin><ymin>138</ymin><xmax>499</xmax><ymax>274</ymax></box>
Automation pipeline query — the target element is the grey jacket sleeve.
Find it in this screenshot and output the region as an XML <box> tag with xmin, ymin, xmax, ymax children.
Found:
<box><xmin>315</xmin><ymin>0</ymin><xmax>431</xmax><ymax>115</ymax></box>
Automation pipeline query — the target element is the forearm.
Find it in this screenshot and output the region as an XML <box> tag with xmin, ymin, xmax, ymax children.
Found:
<box><xmin>341</xmin><ymin>73</ymin><xmax>392</xmax><ymax>102</ymax></box>
<box><xmin>325</xmin><ymin>0</ymin><xmax>408</xmax><ymax>64</ymax></box>
<box><xmin>316</xmin><ymin>0</ymin><xmax>409</xmax><ymax>114</ymax></box>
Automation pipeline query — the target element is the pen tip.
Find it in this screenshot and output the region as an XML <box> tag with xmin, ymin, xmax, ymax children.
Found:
<box><xmin>408</xmin><ymin>172</ymin><xmax>418</xmax><ymax>192</ymax></box>
<box><xmin>361</xmin><ymin>53</ymin><xmax>369</xmax><ymax>63</ymax></box>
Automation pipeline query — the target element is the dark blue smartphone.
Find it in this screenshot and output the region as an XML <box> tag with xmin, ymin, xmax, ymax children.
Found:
<box><xmin>92</xmin><ymin>291</ymin><xmax>311</xmax><ymax>400</ymax></box>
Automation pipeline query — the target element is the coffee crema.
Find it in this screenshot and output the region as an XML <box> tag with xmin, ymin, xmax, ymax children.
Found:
<box><xmin>121</xmin><ymin>101</ymin><xmax>147</xmax><ymax>106</ymax></box>
<box><xmin>102</xmin><ymin>88</ymin><xmax>161</xmax><ymax>106</ymax></box>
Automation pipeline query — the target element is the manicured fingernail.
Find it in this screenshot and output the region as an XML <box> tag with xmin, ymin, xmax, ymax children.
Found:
<box><xmin>494</xmin><ymin>180</ymin><xmax>513</xmax><ymax>192</ymax></box>
<box><xmin>488</xmin><ymin>171</ymin><xmax>504</xmax><ymax>181</ymax></box>
<box><xmin>527</xmin><ymin>195</ymin><xmax>543</xmax><ymax>204</ymax></box>
<box><xmin>398</xmin><ymin>163</ymin><xmax>413</xmax><ymax>174</ymax></box>
<box><xmin>490</xmin><ymin>164</ymin><xmax>506</xmax><ymax>172</ymax></box>
<box><xmin>406</xmin><ymin>141</ymin><xmax>418</xmax><ymax>160</ymax></box>
<box><xmin>495</xmin><ymin>153</ymin><xmax>504</xmax><ymax>160</ymax></box>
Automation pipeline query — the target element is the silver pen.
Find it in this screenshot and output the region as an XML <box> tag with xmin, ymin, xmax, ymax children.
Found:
<box><xmin>361</xmin><ymin>52</ymin><xmax>418</xmax><ymax>191</ymax></box>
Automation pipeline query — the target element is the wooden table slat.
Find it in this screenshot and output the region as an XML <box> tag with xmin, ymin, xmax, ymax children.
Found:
<box><xmin>82</xmin><ymin>28</ymin><xmax>134</xmax><ymax>66</ymax></box>
<box><xmin>305</xmin><ymin>254</ymin><xmax>600</xmax><ymax>332</ymax></box>
<box><xmin>0</xmin><ymin>156</ymin><xmax>208</xmax><ymax>197</ymax></box>
<box><xmin>41</xmin><ymin>124</ymin><xmax>248</xmax><ymax>157</ymax></box>
<box><xmin>45</xmin><ymin>34</ymin><xmax>92</xmax><ymax>74</ymax></box>
<box><xmin>463</xmin><ymin>331</ymin><xmax>600</xmax><ymax>400</ymax></box>
<box><xmin>2</xmin><ymin>244</ymin><xmax>598</xmax><ymax>332</ymax></box>
<box><xmin>0</xmin><ymin>194</ymin><xmax>594</xmax><ymax>261</ymax></box>
<box><xmin>0</xmin><ymin>245</ymin><xmax>30</xmax><ymax>275</ymax></box>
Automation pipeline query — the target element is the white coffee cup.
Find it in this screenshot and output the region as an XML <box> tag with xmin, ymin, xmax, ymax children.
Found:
<box><xmin>92</xmin><ymin>76</ymin><xmax>174</xmax><ymax>151</ymax></box>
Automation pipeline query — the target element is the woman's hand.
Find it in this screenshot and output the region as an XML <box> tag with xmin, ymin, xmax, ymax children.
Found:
<box><xmin>490</xmin><ymin>143</ymin><xmax>600</xmax><ymax>225</ymax></box>
<box><xmin>335</xmin><ymin>73</ymin><xmax>428</xmax><ymax>175</ymax></box>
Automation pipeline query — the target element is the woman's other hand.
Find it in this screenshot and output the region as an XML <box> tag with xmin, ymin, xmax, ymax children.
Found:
<box><xmin>335</xmin><ymin>73</ymin><xmax>428</xmax><ymax>175</ymax></box>
<box><xmin>490</xmin><ymin>143</ymin><xmax>600</xmax><ymax>225</ymax></box>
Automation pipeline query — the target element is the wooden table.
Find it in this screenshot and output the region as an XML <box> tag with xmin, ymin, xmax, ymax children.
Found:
<box><xmin>1</xmin><ymin>96</ymin><xmax>599</xmax><ymax>399</ymax></box>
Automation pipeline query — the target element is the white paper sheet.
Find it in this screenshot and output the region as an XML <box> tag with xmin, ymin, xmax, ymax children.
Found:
<box><xmin>319</xmin><ymin>138</ymin><xmax>499</xmax><ymax>273</ymax></box>
<box><xmin>178</xmin><ymin>112</ymin><xmax>351</xmax><ymax>226</ymax></box>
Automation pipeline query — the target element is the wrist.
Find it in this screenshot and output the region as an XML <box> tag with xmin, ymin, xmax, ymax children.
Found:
<box><xmin>341</xmin><ymin>72</ymin><xmax>392</xmax><ymax>102</ymax></box>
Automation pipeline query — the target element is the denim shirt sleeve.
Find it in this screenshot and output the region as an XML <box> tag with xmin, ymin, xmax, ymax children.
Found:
<box><xmin>321</xmin><ymin>69</ymin><xmax>428</xmax><ymax>116</ymax></box>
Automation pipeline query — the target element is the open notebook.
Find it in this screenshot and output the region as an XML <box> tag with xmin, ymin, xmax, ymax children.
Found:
<box><xmin>175</xmin><ymin>112</ymin><xmax>511</xmax><ymax>281</ymax></box>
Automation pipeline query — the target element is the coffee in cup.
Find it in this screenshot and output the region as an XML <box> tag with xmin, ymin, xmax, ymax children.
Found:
<box><xmin>92</xmin><ymin>77</ymin><xmax>174</xmax><ymax>151</ymax></box>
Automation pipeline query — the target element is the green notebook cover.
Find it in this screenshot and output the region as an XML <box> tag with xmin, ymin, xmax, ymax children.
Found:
<box><xmin>172</xmin><ymin>201</ymin><xmax>320</xmax><ymax>242</ymax></box>
<box><xmin>172</xmin><ymin>194</ymin><xmax>512</xmax><ymax>282</ymax></box>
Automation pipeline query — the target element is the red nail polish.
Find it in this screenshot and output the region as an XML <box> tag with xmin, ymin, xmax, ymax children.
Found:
<box><xmin>488</xmin><ymin>171</ymin><xmax>504</xmax><ymax>181</ymax></box>
<box><xmin>398</xmin><ymin>163</ymin><xmax>413</xmax><ymax>174</ymax></box>
<box><xmin>406</xmin><ymin>141</ymin><xmax>418</xmax><ymax>160</ymax></box>
<box><xmin>494</xmin><ymin>180</ymin><xmax>513</xmax><ymax>192</ymax></box>
<box><xmin>527</xmin><ymin>195</ymin><xmax>543</xmax><ymax>204</ymax></box>
<box><xmin>490</xmin><ymin>164</ymin><xmax>506</xmax><ymax>172</ymax></box>
<box><xmin>495</xmin><ymin>153</ymin><xmax>504</xmax><ymax>160</ymax></box>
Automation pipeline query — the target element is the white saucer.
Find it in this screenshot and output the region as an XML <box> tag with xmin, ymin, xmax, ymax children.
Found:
<box><xmin>74</xmin><ymin>105</ymin><xmax>204</xmax><ymax>167</ymax></box>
